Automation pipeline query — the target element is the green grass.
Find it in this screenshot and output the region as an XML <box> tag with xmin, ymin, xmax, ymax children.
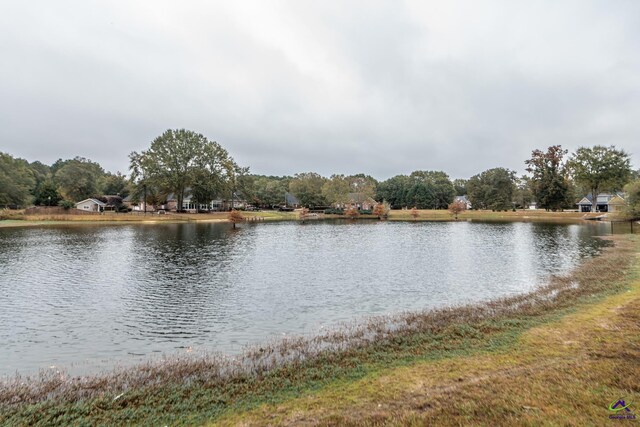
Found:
<box><xmin>1</xmin><ymin>236</ymin><xmax>637</xmax><ymax>426</ymax></box>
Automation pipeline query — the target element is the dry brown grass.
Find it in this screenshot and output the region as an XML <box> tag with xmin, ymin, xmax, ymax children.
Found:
<box><xmin>386</xmin><ymin>208</ymin><xmax>600</xmax><ymax>222</ymax></box>
<box><xmin>0</xmin><ymin>210</ymin><xmax>298</xmax><ymax>228</ymax></box>
<box><xmin>2</xmin><ymin>207</ymin><xmax>600</xmax><ymax>228</ymax></box>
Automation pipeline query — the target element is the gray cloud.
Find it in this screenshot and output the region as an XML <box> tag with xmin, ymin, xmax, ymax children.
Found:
<box><xmin>0</xmin><ymin>0</ymin><xmax>638</xmax><ymax>180</ymax></box>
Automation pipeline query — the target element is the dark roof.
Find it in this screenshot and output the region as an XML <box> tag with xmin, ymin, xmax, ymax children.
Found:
<box><xmin>347</xmin><ymin>193</ymin><xmax>376</xmax><ymax>203</ymax></box>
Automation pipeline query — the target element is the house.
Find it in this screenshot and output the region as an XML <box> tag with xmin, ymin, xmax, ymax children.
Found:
<box><xmin>284</xmin><ymin>192</ymin><xmax>300</xmax><ymax>208</ymax></box>
<box><xmin>528</xmin><ymin>201</ymin><xmax>537</xmax><ymax>210</ymax></box>
<box><xmin>607</xmin><ymin>195</ymin><xmax>626</xmax><ymax>213</ymax></box>
<box><xmin>576</xmin><ymin>193</ymin><xmax>625</xmax><ymax>213</ymax></box>
<box><xmin>122</xmin><ymin>195</ymin><xmax>155</xmax><ymax>212</ymax></box>
<box><xmin>334</xmin><ymin>193</ymin><xmax>377</xmax><ymax>210</ymax></box>
<box><xmin>75</xmin><ymin>198</ymin><xmax>106</xmax><ymax>212</ymax></box>
<box><xmin>101</xmin><ymin>195</ymin><xmax>123</xmax><ymax>211</ymax></box>
<box><xmin>454</xmin><ymin>195</ymin><xmax>472</xmax><ymax>209</ymax></box>
<box><xmin>166</xmin><ymin>191</ymin><xmax>246</xmax><ymax>212</ymax></box>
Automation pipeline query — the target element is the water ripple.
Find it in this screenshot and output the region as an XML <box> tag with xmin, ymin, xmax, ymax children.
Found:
<box><xmin>0</xmin><ymin>220</ymin><xmax>611</xmax><ymax>375</ymax></box>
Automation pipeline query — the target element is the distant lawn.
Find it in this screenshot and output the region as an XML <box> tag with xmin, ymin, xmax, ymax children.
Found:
<box><xmin>386</xmin><ymin>208</ymin><xmax>598</xmax><ymax>222</ymax></box>
<box><xmin>1</xmin><ymin>207</ymin><xmax>607</xmax><ymax>228</ymax></box>
<box><xmin>0</xmin><ymin>209</ymin><xmax>298</xmax><ymax>227</ymax></box>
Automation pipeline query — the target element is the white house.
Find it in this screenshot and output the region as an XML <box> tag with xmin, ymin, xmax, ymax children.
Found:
<box><xmin>75</xmin><ymin>198</ymin><xmax>106</xmax><ymax>212</ymax></box>
<box><xmin>454</xmin><ymin>195</ymin><xmax>472</xmax><ymax>209</ymax></box>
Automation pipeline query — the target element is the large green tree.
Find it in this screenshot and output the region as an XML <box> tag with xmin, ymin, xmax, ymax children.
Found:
<box><xmin>514</xmin><ymin>175</ymin><xmax>534</xmax><ymax>209</ymax></box>
<box><xmin>376</xmin><ymin>175</ymin><xmax>411</xmax><ymax>208</ymax></box>
<box><xmin>568</xmin><ymin>145</ymin><xmax>631</xmax><ymax>212</ymax></box>
<box><xmin>525</xmin><ymin>145</ymin><xmax>571</xmax><ymax>211</ymax></box>
<box><xmin>347</xmin><ymin>174</ymin><xmax>377</xmax><ymax>198</ymax></box>
<box><xmin>320</xmin><ymin>174</ymin><xmax>378</xmax><ymax>206</ymax></box>
<box><xmin>53</xmin><ymin>157</ymin><xmax>105</xmax><ymax>202</ymax></box>
<box><xmin>33</xmin><ymin>179</ymin><xmax>62</xmax><ymax>206</ymax></box>
<box><xmin>190</xmin><ymin>141</ymin><xmax>239</xmax><ymax>208</ymax></box>
<box><xmin>100</xmin><ymin>172</ymin><xmax>131</xmax><ymax>198</ymax></box>
<box><xmin>225</xmin><ymin>164</ymin><xmax>252</xmax><ymax>210</ymax></box>
<box><xmin>623</xmin><ymin>179</ymin><xmax>640</xmax><ymax>219</ymax></box>
<box><xmin>250</xmin><ymin>175</ymin><xmax>291</xmax><ymax>207</ymax></box>
<box><xmin>130</xmin><ymin>129</ymin><xmax>241</xmax><ymax>211</ymax></box>
<box><xmin>453</xmin><ymin>179</ymin><xmax>468</xmax><ymax>196</ymax></box>
<box><xmin>467</xmin><ymin>168</ymin><xmax>516</xmax><ymax>210</ymax></box>
<box><xmin>321</xmin><ymin>174</ymin><xmax>351</xmax><ymax>205</ymax></box>
<box><xmin>376</xmin><ymin>171</ymin><xmax>454</xmax><ymax>209</ymax></box>
<box><xmin>409</xmin><ymin>171</ymin><xmax>455</xmax><ymax>209</ymax></box>
<box><xmin>289</xmin><ymin>172</ymin><xmax>328</xmax><ymax>207</ymax></box>
<box><xmin>0</xmin><ymin>152</ymin><xmax>36</xmax><ymax>207</ymax></box>
<box><xmin>27</xmin><ymin>161</ymin><xmax>61</xmax><ymax>206</ymax></box>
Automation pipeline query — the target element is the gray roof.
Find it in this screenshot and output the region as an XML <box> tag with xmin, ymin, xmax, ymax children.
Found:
<box><xmin>285</xmin><ymin>192</ymin><xmax>300</xmax><ymax>206</ymax></box>
<box><xmin>75</xmin><ymin>198</ymin><xmax>106</xmax><ymax>207</ymax></box>
<box><xmin>576</xmin><ymin>193</ymin><xmax>624</xmax><ymax>205</ymax></box>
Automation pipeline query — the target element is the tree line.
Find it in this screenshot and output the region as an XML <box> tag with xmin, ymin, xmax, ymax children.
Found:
<box><xmin>1</xmin><ymin>129</ymin><xmax>639</xmax><ymax>216</ymax></box>
<box><xmin>0</xmin><ymin>154</ymin><xmax>129</xmax><ymax>209</ymax></box>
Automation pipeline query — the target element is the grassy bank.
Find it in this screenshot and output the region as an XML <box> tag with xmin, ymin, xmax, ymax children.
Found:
<box><xmin>0</xmin><ymin>210</ymin><xmax>298</xmax><ymax>227</ymax></box>
<box><xmin>1</xmin><ymin>208</ymin><xmax>599</xmax><ymax>228</ymax></box>
<box><xmin>221</xmin><ymin>237</ymin><xmax>640</xmax><ymax>425</ymax></box>
<box><xmin>0</xmin><ymin>235</ymin><xmax>638</xmax><ymax>426</ymax></box>
<box><xmin>384</xmin><ymin>208</ymin><xmax>600</xmax><ymax>222</ymax></box>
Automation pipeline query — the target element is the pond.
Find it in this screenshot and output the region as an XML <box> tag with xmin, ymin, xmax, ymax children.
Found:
<box><xmin>0</xmin><ymin>220</ymin><xmax>611</xmax><ymax>376</ymax></box>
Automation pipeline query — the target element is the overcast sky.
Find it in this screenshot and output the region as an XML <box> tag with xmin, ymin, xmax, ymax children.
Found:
<box><xmin>1</xmin><ymin>1</ymin><xmax>639</xmax><ymax>180</ymax></box>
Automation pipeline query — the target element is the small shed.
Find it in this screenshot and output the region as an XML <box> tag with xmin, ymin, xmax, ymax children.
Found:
<box><xmin>75</xmin><ymin>198</ymin><xmax>106</xmax><ymax>212</ymax></box>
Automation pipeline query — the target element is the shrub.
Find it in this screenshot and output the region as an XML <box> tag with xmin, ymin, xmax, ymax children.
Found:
<box><xmin>345</xmin><ymin>206</ymin><xmax>360</xmax><ymax>219</ymax></box>
<box><xmin>58</xmin><ymin>200</ymin><xmax>75</xmax><ymax>210</ymax></box>
<box><xmin>324</xmin><ymin>208</ymin><xmax>344</xmax><ymax>215</ymax></box>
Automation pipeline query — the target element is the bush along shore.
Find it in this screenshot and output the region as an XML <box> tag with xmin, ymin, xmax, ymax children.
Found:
<box><xmin>0</xmin><ymin>236</ymin><xmax>638</xmax><ymax>426</ymax></box>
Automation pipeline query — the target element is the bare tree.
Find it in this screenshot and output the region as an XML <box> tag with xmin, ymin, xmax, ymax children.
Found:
<box><xmin>345</xmin><ymin>205</ymin><xmax>360</xmax><ymax>219</ymax></box>
<box><xmin>410</xmin><ymin>207</ymin><xmax>419</xmax><ymax>220</ymax></box>
<box><xmin>228</xmin><ymin>209</ymin><xmax>244</xmax><ymax>229</ymax></box>
<box><xmin>373</xmin><ymin>203</ymin><xmax>386</xmax><ymax>220</ymax></box>
<box><xmin>448</xmin><ymin>200</ymin><xmax>467</xmax><ymax>220</ymax></box>
<box><xmin>299</xmin><ymin>206</ymin><xmax>309</xmax><ymax>223</ymax></box>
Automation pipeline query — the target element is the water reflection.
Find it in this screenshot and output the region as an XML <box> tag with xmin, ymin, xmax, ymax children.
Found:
<box><xmin>0</xmin><ymin>220</ymin><xmax>611</xmax><ymax>375</ymax></box>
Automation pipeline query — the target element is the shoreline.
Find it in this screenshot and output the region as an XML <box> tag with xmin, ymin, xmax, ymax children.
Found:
<box><xmin>0</xmin><ymin>234</ymin><xmax>637</xmax><ymax>425</ymax></box>
<box><xmin>0</xmin><ymin>209</ymin><xmax>610</xmax><ymax>229</ymax></box>
<box><xmin>222</xmin><ymin>235</ymin><xmax>640</xmax><ymax>426</ymax></box>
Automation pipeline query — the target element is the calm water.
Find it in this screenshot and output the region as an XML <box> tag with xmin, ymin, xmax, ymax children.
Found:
<box><xmin>0</xmin><ymin>220</ymin><xmax>610</xmax><ymax>376</ymax></box>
